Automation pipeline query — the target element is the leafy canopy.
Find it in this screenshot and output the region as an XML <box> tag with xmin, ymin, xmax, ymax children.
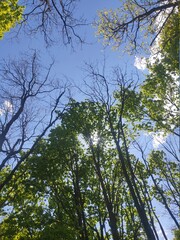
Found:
<box><xmin>0</xmin><ymin>0</ymin><xmax>24</xmax><ymax>39</ymax></box>
<box><xmin>96</xmin><ymin>0</ymin><xmax>178</xmax><ymax>53</ymax></box>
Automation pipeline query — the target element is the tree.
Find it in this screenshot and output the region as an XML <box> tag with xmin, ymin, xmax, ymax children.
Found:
<box><xmin>61</xmin><ymin>100</ymin><xmax>122</xmax><ymax>239</ymax></box>
<box><xmin>0</xmin><ymin>0</ymin><xmax>24</xmax><ymax>39</ymax></box>
<box><xmin>17</xmin><ymin>0</ymin><xmax>86</xmax><ymax>46</ymax></box>
<box><xmin>1</xmin><ymin>1</ymin><xmax>86</xmax><ymax>46</ymax></box>
<box><xmin>135</xmin><ymin>144</ymin><xmax>180</xmax><ymax>230</ymax></box>
<box><xmin>0</xmin><ymin>2</ymin><xmax>179</xmax><ymax>239</ymax></box>
<box><xmin>1</xmin><ymin>63</ymin><xmax>179</xmax><ymax>238</ymax></box>
<box><xmin>140</xmin><ymin>62</ymin><xmax>179</xmax><ymax>136</ymax></box>
<box><xmin>0</xmin><ymin>52</ymin><xmax>66</xmax><ymax>192</ymax></box>
<box><xmin>82</xmin><ymin>63</ymin><xmax>179</xmax><ymax>239</ymax></box>
<box><xmin>84</xmin><ymin>65</ymin><xmax>158</xmax><ymax>239</ymax></box>
<box><xmin>158</xmin><ymin>11</ymin><xmax>179</xmax><ymax>72</ymax></box>
<box><xmin>140</xmin><ymin>10</ymin><xmax>179</xmax><ymax>136</ymax></box>
<box><xmin>0</xmin><ymin>98</ymin><xmax>149</xmax><ymax>239</ymax></box>
<box><xmin>173</xmin><ymin>229</ymin><xmax>180</xmax><ymax>240</ymax></box>
<box><xmin>96</xmin><ymin>0</ymin><xmax>179</xmax><ymax>52</ymax></box>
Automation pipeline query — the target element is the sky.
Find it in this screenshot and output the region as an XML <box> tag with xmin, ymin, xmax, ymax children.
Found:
<box><xmin>0</xmin><ymin>1</ymin><xmax>177</xmax><ymax>239</ymax></box>
<box><xmin>0</xmin><ymin>0</ymin><xmax>138</xmax><ymax>90</ymax></box>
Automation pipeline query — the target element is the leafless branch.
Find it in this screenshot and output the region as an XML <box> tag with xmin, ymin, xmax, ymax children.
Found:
<box><xmin>17</xmin><ymin>0</ymin><xmax>87</xmax><ymax>47</ymax></box>
<box><xmin>0</xmin><ymin>52</ymin><xmax>67</xmax><ymax>191</ymax></box>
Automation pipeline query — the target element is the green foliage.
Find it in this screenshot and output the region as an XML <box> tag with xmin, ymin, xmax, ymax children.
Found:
<box><xmin>1</xmin><ymin>68</ymin><xmax>178</xmax><ymax>238</ymax></box>
<box><xmin>173</xmin><ymin>229</ymin><xmax>180</xmax><ymax>240</ymax></box>
<box><xmin>159</xmin><ymin>12</ymin><xmax>180</xmax><ymax>72</ymax></box>
<box><xmin>0</xmin><ymin>0</ymin><xmax>24</xmax><ymax>39</ymax></box>
<box><xmin>0</xmin><ymin>95</ymin><xmax>179</xmax><ymax>239</ymax></box>
<box><xmin>0</xmin><ymin>1</ymin><xmax>179</xmax><ymax>239</ymax></box>
<box><xmin>141</xmin><ymin>60</ymin><xmax>179</xmax><ymax>133</ymax></box>
<box><xmin>0</xmin><ymin>100</ymin><xmax>148</xmax><ymax>239</ymax></box>
<box><xmin>114</xmin><ymin>88</ymin><xmax>144</xmax><ymax>122</ymax></box>
<box><xmin>96</xmin><ymin>1</ymin><xmax>179</xmax><ymax>52</ymax></box>
<box><xmin>136</xmin><ymin>10</ymin><xmax>180</xmax><ymax>134</ymax></box>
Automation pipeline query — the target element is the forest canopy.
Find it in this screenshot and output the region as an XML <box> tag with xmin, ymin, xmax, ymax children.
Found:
<box><xmin>0</xmin><ymin>0</ymin><xmax>24</xmax><ymax>39</ymax></box>
<box><xmin>0</xmin><ymin>1</ymin><xmax>179</xmax><ymax>240</ymax></box>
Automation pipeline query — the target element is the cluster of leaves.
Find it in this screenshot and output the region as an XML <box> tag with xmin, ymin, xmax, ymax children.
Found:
<box><xmin>0</xmin><ymin>103</ymin><xmax>140</xmax><ymax>239</ymax></box>
<box><xmin>0</xmin><ymin>85</ymin><xmax>179</xmax><ymax>239</ymax></box>
<box><xmin>0</xmin><ymin>0</ymin><xmax>24</xmax><ymax>39</ymax></box>
<box><xmin>159</xmin><ymin>11</ymin><xmax>179</xmax><ymax>72</ymax></box>
<box><xmin>141</xmin><ymin>10</ymin><xmax>179</xmax><ymax>135</ymax></box>
<box><xmin>0</xmin><ymin>1</ymin><xmax>179</xmax><ymax>239</ymax></box>
<box><xmin>96</xmin><ymin>0</ymin><xmax>179</xmax><ymax>53</ymax></box>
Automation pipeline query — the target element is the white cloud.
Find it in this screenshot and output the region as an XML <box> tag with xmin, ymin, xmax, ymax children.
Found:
<box><xmin>4</xmin><ymin>100</ymin><xmax>13</xmax><ymax>112</ymax></box>
<box><xmin>134</xmin><ymin>56</ymin><xmax>147</xmax><ymax>70</ymax></box>
<box><xmin>150</xmin><ymin>131</ymin><xmax>167</xmax><ymax>149</ymax></box>
<box><xmin>0</xmin><ymin>100</ymin><xmax>13</xmax><ymax>116</ymax></box>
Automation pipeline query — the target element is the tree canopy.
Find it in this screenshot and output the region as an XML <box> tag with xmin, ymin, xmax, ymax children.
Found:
<box><xmin>0</xmin><ymin>66</ymin><xmax>179</xmax><ymax>239</ymax></box>
<box><xmin>96</xmin><ymin>0</ymin><xmax>179</xmax><ymax>53</ymax></box>
<box><xmin>0</xmin><ymin>1</ymin><xmax>179</xmax><ymax>240</ymax></box>
<box><xmin>0</xmin><ymin>0</ymin><xmax>24</xmax><ymax>39</ymax></box>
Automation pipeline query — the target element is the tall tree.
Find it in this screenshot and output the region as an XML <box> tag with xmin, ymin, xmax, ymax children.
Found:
<box><xmin>83</xmin><ymin>63</ymin><xmax>179</xmax><ymax>239</ymax></box>
<box><xmin>0</xmin><ymin>99</ymin><xmax>148</xmax><ymax>239</ymax></box>
<box><xmin>1</xmin><ymin>71</ymin><xmax>179</xmax><ymax>238</ymax></box>
<box><xmin>0</xmin><ymin>52</ymin><xmax>66</xmax><ymax>192</ymax></box>
<box><xmin>140</xmin><ymin>10</ymin><xmax>179</xmax><ymax>136</ymax></box>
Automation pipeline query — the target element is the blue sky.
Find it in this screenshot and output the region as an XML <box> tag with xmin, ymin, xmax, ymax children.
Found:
<box><xmin>0</xmin><ymin>0</ymin><xmax>138</xmax><ymax>93</ymax></box>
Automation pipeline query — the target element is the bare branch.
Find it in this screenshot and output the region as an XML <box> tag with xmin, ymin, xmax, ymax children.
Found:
<box><xmin>17</xmin><ymin>0</ymin><xmax>87</xmax><ymax>47</ymax></box>
<box><xmin>0</xmin><ymin>52</ymin><xmax>67</xmax><ymax>190</ymax></box>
